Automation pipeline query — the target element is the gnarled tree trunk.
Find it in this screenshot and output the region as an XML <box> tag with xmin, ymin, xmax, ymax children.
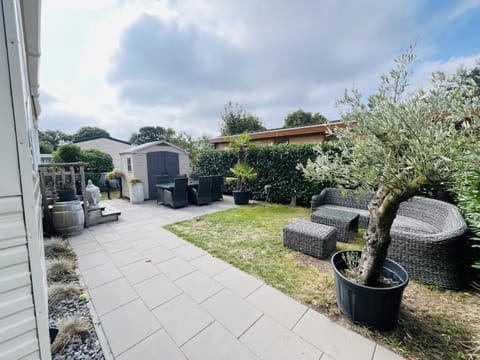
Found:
<box><xmin>357</xmin><ymin>186</ymin><xmax>403</xmax><ymax>285</ymax></box>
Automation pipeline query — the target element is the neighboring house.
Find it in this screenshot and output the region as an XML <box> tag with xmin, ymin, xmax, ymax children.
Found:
<box><xmin>0</xmin><ymin>1</ymin><xmax>50</xmax><ymax>359</ymax></box>
<box><xmin>73</xmin><ymin>136</ymin><xmax>131</xmax><ymax>170</ymax></box>
<box><xmin>209</xmin><ymin>122</ymin><xmax>350</xmax><ymax>149</ymax></box>
<box><xmin>119</xmin><ymin>141</ymin><xmax>191</xmax><ymax>200</ymax></box>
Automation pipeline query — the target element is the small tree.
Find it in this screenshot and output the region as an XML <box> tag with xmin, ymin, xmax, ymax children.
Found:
<box><xmin>72</xmin><ymin>126</ymin><xmax>110</xmax><ymax>141</ymax></box>
<box><xmin>52</xmin><ymin>144</ymin><xmax>83</xmax><ymax>163</ymax></box>
<box><xmin>220</xmin><ymin>101</ymin><xmax>266</xmax><ymax>136</ymax></box>
<box><xmin>299</xmin><ymin>47</ymin><xmax>480</xmax><ymax>285</ymax></box>
<box><xmin>284</xmin><ymin>109</ymin><xmax>327</xmax><ymax>128</ymax></box>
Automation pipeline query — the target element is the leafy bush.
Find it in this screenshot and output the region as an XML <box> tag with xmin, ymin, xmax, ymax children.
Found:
<box><xmin>82</xmin><ymin>149</ymin><xmax>113</xmax><ymax>173</ymax></box>
<box><xmin>196</xmin><ymin>142</ymin><xmax>339</xmax><ymax>206</ymax></box>
<box><xmin>52</xmin><ymin>144</ymin><xmax>83</xmax><ymax>163</ymax></box>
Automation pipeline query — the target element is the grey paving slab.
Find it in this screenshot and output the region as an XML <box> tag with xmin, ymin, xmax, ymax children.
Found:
<box><xmin>68</xmin><ymin>233</ymin><xmax>96</xmax><ymax>245</ymax></box>
<box><xmin>132</xmin><ymin>237</ymin><xmax>162</xmax><ymax>251</ymax></box>
<box><xmin>202</xmin><ymin>289</ymin><xmax>262</xmax><ymax>338</ymax></box>
<box><xmin>117</xmin><ymin>330</ymin><xmax>186</xmax><ymax>360</ymax></box>
<box><xmin>90</xmin><ymin>278</ymin><xmax>138</xmax><ymax>315</ymax></box>
<box><xmin>141</xmin><ymin>246</ymin><xmax>175</xmax><ymax>264</ymax></box>
<box><xmin>156</xmin><ymin>257</ymin><xmax>196</xmax><ymax>280</ymax></box>
<box><xmin>72</xmin><ymin>240</ymin><xmax>102</xmax><ymax>256</ymax></box>
<box><xmin>100</xmin><ymin>299</ymin><xmax>161</xmax><ymax>356</ymax></box>
<box><xmin>240</xmin><ymin>315</ymin><xmax>322</xmax><ymax>360</ymax></box>
<box><xmin>121</xmin><ymin>260</ymin><xmax>160</xmax><ymax>285</ymax></box>
<box><xmin>110</xmin><ymin>248</ymin><xmax>144</xmax><ymax>267</ymax></box>
<box><xmin>154</xmin><ymin>233</ymin><xmax>189</xmax><ymax>249</ymax></box>
<box><xmin>153</xmin><ymin>294</ymin><xmax>214</xmax><ymax>346</ymax></box>
<box><xmin>293</xmin><ymin>309</ymin><xmax>376</xmax><ymax>360</ymax></box>
<box><xmin>93</xmin><ymin>231</ymin><xmax>121</xmax><ymax>244</ymax></box>
<box><xmin>172</xmin><ymin>244</ymin><xmax>208</xmax><ymax>261</ymax></box>
<box><xmin>191</xmin><ymin>254</ymin><xmax>231</xmax><ymax>277</ymax></box>
<box><xmin>214</xmin><ymin>267</ymin><xmax>263</xmax><ymax>298</ymax></box>
<box><xmin>373</xmin><ymin>345</ymin><xmax>404</xmax><ymax>360</ymax></box>
<box><xmin>77</xmin><ymin>251</ymin><xmax>110</xmax><ymax>271</ymax></box>
<box><xmin>182</xmin><ymin>322</ymin><xmax>259</xmax><ymax>360</ymax></box>
<box><xmin>175</xmin><ymin>270</ymin><xmax>223</xmax><ymax>303</ymax></box>
<box><xmin>134</xmin><ymin>274</ymin><xmax>183</xmax><ymax>309</ymax></box>
<box><xmin>101</xmin><ymin>239</ymin><xmax>132</xmax><ymax>254</ymax></box>
<box><xmin>82</xmin><ymin>261</ymin><xmax>123</xmax><ymax>289</ymax></box>
<box><xmin>117</xmin><ymin>231</ymin><xmax>149</xmax><ymax>242</ymax></box>
<box><xmin>246</xmin><ymin>284</ymin><xmax>307</xmax><ymax>329</ymax></box>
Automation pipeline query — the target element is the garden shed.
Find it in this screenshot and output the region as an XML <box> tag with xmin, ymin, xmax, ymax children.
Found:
<box><xmin>119</xmin><ymin>141</ymin><xmax>191</xmax><ymax>200</ymax></box>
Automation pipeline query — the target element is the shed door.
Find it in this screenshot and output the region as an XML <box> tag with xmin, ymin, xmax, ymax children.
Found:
<box><xmin>146</xmin><ymin>151</ymin><xmax>179</xmax><ymax>198</ymax></box>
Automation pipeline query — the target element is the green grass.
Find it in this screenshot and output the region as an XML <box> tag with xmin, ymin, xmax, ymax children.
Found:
<box><xmin>166</xmin><ymin>202</ymin><xmax>479</xmax><ymax>360</ymax></box>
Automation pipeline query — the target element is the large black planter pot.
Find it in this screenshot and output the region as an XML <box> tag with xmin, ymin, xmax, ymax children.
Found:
<box><xmin>57</xmin><ymin>189</ymin><xmax>77</xmax><ymax>202</ymax></box>
<box><xmin>331</xmin><ymin>250</ymin><xmax>409</xmax><ymax>331</ymax></box>
<box><xmin>233</xmin><ymin>191</ymin><xmax>250</xmax><ymax>205</ymax></box>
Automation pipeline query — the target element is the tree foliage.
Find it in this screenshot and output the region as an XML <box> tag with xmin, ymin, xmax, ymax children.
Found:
<box><xmin>39</xmin><ymin>129</ymin><xmax>71</xmax><ymax>150</ymax></box>
<box><xmin>129</xmin><ymin>126</ymin><xmax>175</xmax><ymax>145</ymax></box>
<box><xmin>72</xmin><ymin>126</ymin><xmax>110</xmax><ymax>141</ymax></box>
<box><xmin>220</xmin><ymin>101</ymin><xmax>266</xmax><ymax>136</ymax></box>
<box><xmin>39</xmin><ymin>141</ymin><xmax>54</xmax><ymax>154</ymax></box>
<box><xmin>299</xmin><ymin>46</ymin><xmax>480</xmax><ymax>285</ymax></box>
<box><xmin>52</xmin><ymin>144</ymin><xmax>113</xmax><ymax>172</ymax></box>
<box><xmin>283</xmin><ymin>109</ymin><xmax>327</xmax><ymax>128</ymax></box>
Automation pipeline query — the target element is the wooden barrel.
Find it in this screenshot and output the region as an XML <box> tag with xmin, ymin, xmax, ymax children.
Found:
<box><xmin>52</xmin><ymin>200</ymin><xmax>85</xmax><ymax>236</ymax></box>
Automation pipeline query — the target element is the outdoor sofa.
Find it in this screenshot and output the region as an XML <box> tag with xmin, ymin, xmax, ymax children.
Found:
<box><xmin>311</xmin><ymin>188</ymin><xmax>468</xmax><ymax>289</ymax></box>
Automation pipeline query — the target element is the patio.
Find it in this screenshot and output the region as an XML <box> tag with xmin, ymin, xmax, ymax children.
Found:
<box><xmin>69</xmin><ymin>197</ymin><xmax>402</xmax><ymax>360</ymax></box>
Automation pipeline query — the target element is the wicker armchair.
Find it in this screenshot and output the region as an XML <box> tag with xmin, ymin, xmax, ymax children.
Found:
<box><xmin>163</xmin><ymin>177</ymin><xmax>188</xmax><ymax>209</ymax></box>
<box><xmin>311</xmin><ymin>188</ymin><xmax>374</xmax><ymax>228</ymax></box>
<box><xmin>388</xmin><ymin>197</ymin><xmax>468</xmax><ymax>289</ymax></box>
<box><xmin>210</xmin><ymin>175</ymin><xmax>224</xmax><ymax>201</ymax></box>
<box><xmin>188</xmin><ymin>176</ymin><xmax>212</xmax><ymax>206</ymax></box>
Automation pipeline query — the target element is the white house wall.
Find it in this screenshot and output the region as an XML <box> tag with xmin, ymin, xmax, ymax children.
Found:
<box><xmin>0</xmin><ymin>0</ymin><xmax>50</xmax><ymax>359</ymax></box>
<box><xmin>75</xmin><ymin>138</ymin><xmax>130</xmax><ymax>170</ymax></box>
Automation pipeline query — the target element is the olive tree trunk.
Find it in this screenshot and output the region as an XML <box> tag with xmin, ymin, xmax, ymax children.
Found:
<box><xmin>356</xmin><ymin>186</ymin><xmax>403</xmax><ymax>285</ymax></box>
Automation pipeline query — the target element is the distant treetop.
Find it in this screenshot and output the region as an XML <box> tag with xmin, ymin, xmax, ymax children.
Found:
<box><xmin>283</xmin><ymin>109</ymin><xmax>327</xmax><ymax>128</ymax></box>
<box><xmin>220</xmin><ymin>101</ymin><xmax>266</xmax><ymax>136</ymax></box>
<box><xmin>72</xmin><ymin>126</ymin><xmax>110</xmax><ymax>142</ymax></box>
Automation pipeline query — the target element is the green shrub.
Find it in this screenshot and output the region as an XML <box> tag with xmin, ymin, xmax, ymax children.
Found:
<box><xmin>52</xmin><ymin>144</ymin><xmax>83</xmax><ymax>163</ymax></box>
<box><xmin>82</xmin><ymin>149</ymin><xmax>113</xmax><ymax>173</ymax></box>
<box><xmin>196</xmin><ymin>142</ymin><xmax>339</xmax><ymax>206</ymax></box>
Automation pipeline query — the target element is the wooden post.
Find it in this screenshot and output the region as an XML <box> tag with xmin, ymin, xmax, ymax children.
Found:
<box><xmin>70</xmin><ymin>165</ymin><xmax>76</xmax><ymax>196</ymax></box>
<box><xmin>79</xmin><ymin>164</ymin><xmax>88</xmax><ymax>228</ymax></box>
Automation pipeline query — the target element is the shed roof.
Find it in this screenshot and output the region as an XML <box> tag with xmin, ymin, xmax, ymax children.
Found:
<box><xmin>73</xmin><ymin>136</ymin><xmax>131</xmax><ymax>145</ymax></box>
<box><xmin>119</xmin><ymin>140</ymin><xmax>189</xmax><ymax>154</ymax></box>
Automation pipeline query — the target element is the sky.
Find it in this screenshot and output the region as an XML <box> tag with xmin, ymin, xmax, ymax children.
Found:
<box><xmin>39</xmin><ymin>0</ymin><xmax>480</xmax><ymax>141</ymax></box>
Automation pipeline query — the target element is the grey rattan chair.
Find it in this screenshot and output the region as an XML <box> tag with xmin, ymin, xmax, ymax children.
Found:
<box><xmin>155</xmin><ymin>175</ymin><xmax>170</xmax><ymax>204</ymax></box>
<box><xmin>188</xmin><ymin>176</ymin><xmax>212</xmax><ymax>206</ymax></box>
<box><xmin>210</xmin><ymin>175</ymin><xmax>223</xmax><ymax>201</ymax></box>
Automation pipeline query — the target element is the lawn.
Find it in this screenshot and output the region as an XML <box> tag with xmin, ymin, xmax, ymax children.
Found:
<box><xmin>165</xmin><ymin>203</ymin><xmax>480</xmax><ymax>360</ymax></box>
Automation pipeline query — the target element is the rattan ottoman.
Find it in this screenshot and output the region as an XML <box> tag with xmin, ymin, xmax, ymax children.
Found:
<box><xmin>283</xmin><ymin>220</ymin><xmax>337</xmax><ymax>259</ymax></box>
<box><xmin>311</xmin><ymin>208</ymin><xmax>359</xmax><ymax>243</ymax></box>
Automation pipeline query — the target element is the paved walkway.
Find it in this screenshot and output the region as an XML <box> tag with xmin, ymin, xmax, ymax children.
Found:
<box><xmin>69</xmin><ymin>197</ymin><xmax>403</xmax><ymax>360</ymax></box>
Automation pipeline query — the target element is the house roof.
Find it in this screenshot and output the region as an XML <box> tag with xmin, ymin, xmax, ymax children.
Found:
<box><xmin>209</xmin><ymin>121</ymin><xmax>349</xmax><ymax>144</ymax></box>
<box><xmin>72</xmin><ymin>136</ymin><xmax>131</xmax><ymax>145</ymax></box>
<box><xmin>119</xmin><ymin>140</ymin><xmax>189</xmax><ymax>154</ymax></box>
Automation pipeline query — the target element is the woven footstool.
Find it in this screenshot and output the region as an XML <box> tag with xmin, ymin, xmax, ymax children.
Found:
<box><xmin>283</xmin><ymin>220</ymin><xmax>337</xmax><ymax>259</ymax></box>
<box><xmin>311</xmin><ymin>208</ymin><xmax>359</xmax><ymax>243</ymax></box>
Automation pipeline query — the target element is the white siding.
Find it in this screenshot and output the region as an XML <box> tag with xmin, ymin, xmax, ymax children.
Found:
<box><xmin>75</xmin><ymin>138</ymin><xmax>130</xmax><ymax>170</ymax></box>
<box><xmin>1</xmin><ymin>0</ymin><xmax>49</xmax><ymax>359</ymax></box>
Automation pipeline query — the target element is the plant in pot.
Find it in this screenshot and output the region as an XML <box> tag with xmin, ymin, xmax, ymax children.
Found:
<box><xmin>230</xmin><ymin>163</ymin><xmax>258</xmax><ymax>205</ymax></box>
<box><xmin>57</xmin><ymin>182</ymin><xmax>77</xmax><ymax>202</ymax></box>
<box><xmin>128</xmin><ymin>177</ymin><xmax>144</xmax><ymax>204</ymax></box>
<box><xmin>299</xmin><ymin>46</ymin><xmax>480</xmax><ymax>330</ymax></box>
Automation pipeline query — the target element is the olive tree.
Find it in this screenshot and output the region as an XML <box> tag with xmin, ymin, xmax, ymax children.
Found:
<box><xmin>299</xmin><ymin>48</ymin><xmax>480</xmax><ymax>286</ymax></box>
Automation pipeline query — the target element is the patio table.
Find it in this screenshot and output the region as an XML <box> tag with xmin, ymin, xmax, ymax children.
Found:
<box><xmin>311</xmin><ymin>207</ymin><xmax>359</xmax><ymax>243</ymax></box>
<box><xmin>156</xmin><ymin>180</ymin><xmax>199</xmax><ymax>190</ymax></box>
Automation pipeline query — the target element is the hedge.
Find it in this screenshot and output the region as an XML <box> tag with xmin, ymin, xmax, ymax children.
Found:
<box><xmin>195</xmin><ymin>142</ymin><xmax>339</xmax><ymax>206</ymax></box>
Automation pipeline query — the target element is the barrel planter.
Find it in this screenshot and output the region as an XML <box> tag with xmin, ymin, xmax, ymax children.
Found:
<box><xmin>52</xmin><ymin>200</ymin><xmax>85</xmax><ymax>236</ymax></box>
<box><xmin>331</xmin><ymin>250</ymin><xmax>409</xmax><ymax>331</ymax></box>
<box><xmin>129</xmin><ymin>182</ymin><xmax>144</xmax><ymax>204</ymax></box>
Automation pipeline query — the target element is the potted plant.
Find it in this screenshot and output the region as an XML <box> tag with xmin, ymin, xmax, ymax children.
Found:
<box><xmin>230</xmin><ymin>163</ymin><xmax>257</xmax><ymax>205</ymax></box>
<box><xmin>128</xmin><ymin>177</ymin><xmax>144</xmax><ymax>204</ymax></box>
<box><xmin>57</xmin><ymin>182</ymin><xmax>76</xmax><ymax>202</ymax></box>
<box><xmin>299</xmin><ymin>46</ymin><xmax>479</xmax><ymax>330</ymax></box>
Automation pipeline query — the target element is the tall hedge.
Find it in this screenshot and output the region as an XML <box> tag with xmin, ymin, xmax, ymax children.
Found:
<box><xmin>195</xmin><ymin>142</ymin><xmax>338</xmax><ymax>206</ymax></box>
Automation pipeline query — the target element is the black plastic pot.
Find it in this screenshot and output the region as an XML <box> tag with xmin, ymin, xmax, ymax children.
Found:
<box><xmin>233</xmin><ymin>191</ymin><xmax>250</xmax><ymax>205</ymax></box>
<box><xmin>57</xmin><ymin>189</ymin><xmax>77</xmax><ymax>202</ymax></box>
<box><xmin>49</xmin><ymin>327</ymin><xmax>59</xmax><ymax>344</ymax></box>
<box><xmin>331</xmin><ymin>250</ymin><xmax>409</xmax><ymax>331</ymax></box>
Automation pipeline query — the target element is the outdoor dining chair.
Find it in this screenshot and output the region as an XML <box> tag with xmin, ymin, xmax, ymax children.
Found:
<box><xmin>210</xmin><ymin>175</ymin><xmax>224</xmax><ymax>201</ymax></box>
<box><xmin>188</xmin><ymin>176</ymin><xmax>212</xmax><ymax>205</ymax></box>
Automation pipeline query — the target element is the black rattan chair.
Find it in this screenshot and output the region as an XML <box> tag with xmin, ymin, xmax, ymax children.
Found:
<box><xmin>210</xmin><ymin>175</ymin><xmax>223</xmax><ymax>201</ymax></box>
<box><xmin>155</xmin><ymin>175</ymin><xmax>170</xmax><ymax>204</ymax></box>
<box><xmin>188</xmin><ymin>176</ymin><xmax>212</xmax><ymax>206</ymax></box>
<box><xmin>163</xmin><ymin>177</ymin><xmax>188</xmax><ymax>208</ymax></box>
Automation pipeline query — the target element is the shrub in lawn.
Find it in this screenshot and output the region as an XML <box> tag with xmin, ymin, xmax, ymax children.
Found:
<box><xmin>51</xmin><ymin>316</ymin><xmax>90</xmax><ymax>353</ymax></box>
<box><xmin>47</xmin><ymin>258</ymin><xmax>77</xmax><ymax>283</ymax></box>
<box><xmin>44</xmin><ymin>237</ymin><xmax>74</xmax><ymax>259</ymax></box>
<box><xmin>48</xmin><ymin>283</ymin><xmax>82</xmax><ymax>308</ymax></box>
